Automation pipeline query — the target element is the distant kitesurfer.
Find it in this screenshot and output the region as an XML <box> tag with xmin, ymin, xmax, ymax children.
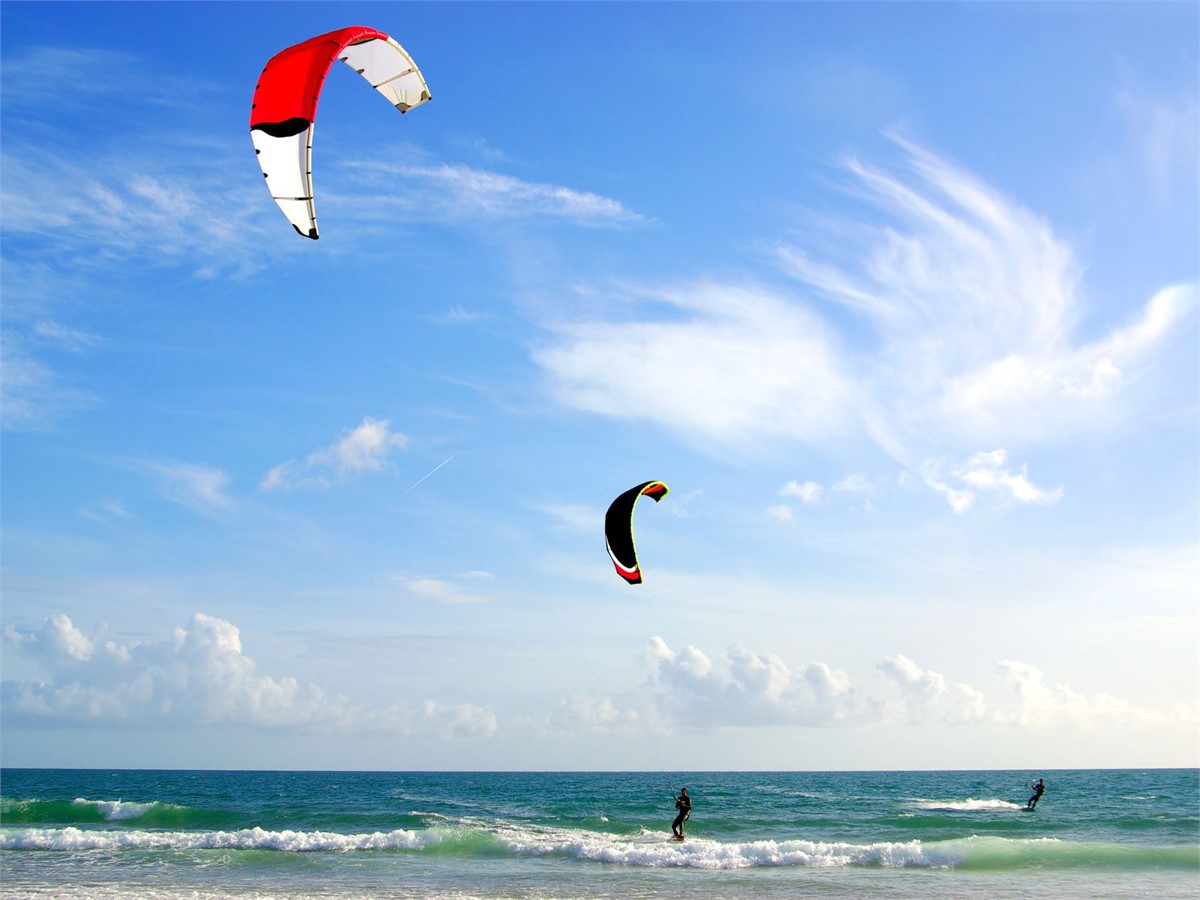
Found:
<box><xmin>671</xmin><ymin>787</ymin><xmax>691</xmax><ymax>838</ymax></box>
<box><xmin>1026</xmin><ymin>778</ymin><xmax>1046</xmax><ymax>810</ymax></box>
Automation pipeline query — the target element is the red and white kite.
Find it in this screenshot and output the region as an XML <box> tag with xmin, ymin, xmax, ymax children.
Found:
<box><xmin>250</xmin><ymin>26</ymin><xmax>431</xmax><ymax>239</ymax></box>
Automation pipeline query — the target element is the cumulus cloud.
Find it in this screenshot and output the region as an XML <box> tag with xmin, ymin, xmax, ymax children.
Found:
<box><xmin>922</xmin><ymin>449</ymin><xmax>1063</xmax><ymax>514</ymax></box>
<box><xmin>614</xmin><ymin>638</ymin><xmax>1190</xmax><ymax>735</ymax></box>
<box><xmin>834</xmin><ymin>474</ymin><xmax>874</xmax><ymax>494</ymax></box>
<box><xmin>536</xmin><ymin>693</ymin><xmax>651</xmax><ymax>738</ymax></box>
<box><xmin>409</xmin><ymin>700</ymin><xmax>497</xmax><ymax>741</ymax></box>
<box><xmin>1</xmin><ymin>612</ymin><xmax>496</xmax><ymax>739</ymax></box>
<box><xmin>262</xmin><ymin>417</ymin><xmax>409</xmax><ymax>491</ymax></box>
<box><xmin>993</xmin><ymin>659</ymin><xmax>1170</xmax><ymax>728</ymax></box>
<box><xmin>769</xmin><ymin>480</ymin><xmax>824</xmax><ymax>520</ymax></box>
<box><xmin>770</xmin><ymin>473</ymin><xmax>881</xmax><ymax>519</ymax></box>
<box><xmin>878</xmin><ymin>654</ymin><xmax>986</xmax><ymax>724</ymax></box>
<box><xmin>645</xmin><ymin>636</ymin><xmax>877</xmax><ymax>727</ymax></box>
<box><xmin>781</xmin><ymin>480</ymin><xmax>823</xmax><ymax>504</ymax></box>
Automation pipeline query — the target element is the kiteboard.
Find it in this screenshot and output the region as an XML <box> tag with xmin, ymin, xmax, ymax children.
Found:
<box><xmin>669</xmin><ymin>834</ymin><xmax>685</xmax><ymax>841</ymax></box>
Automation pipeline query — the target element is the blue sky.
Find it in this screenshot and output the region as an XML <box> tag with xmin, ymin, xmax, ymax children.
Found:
<box><xmin>2</xmin><ymin>1</ymin><xmax>1196</xmax><ymax>771</ymax></box>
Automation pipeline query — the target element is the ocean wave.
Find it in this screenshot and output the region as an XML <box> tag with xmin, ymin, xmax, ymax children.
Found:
<box><xmin>5</xmin><ymin>824</ymin><xmax>1195</xmax><ymax>872</ymax></box>
<box><xmin>71</xmin><ymin>798</ymin><xmax>172</xmax><ymax>821</ymax></box>
<box><xmin>1</xmin><ymin>797</ymin><xmax>199</xmax><ymax>827</ymax></box>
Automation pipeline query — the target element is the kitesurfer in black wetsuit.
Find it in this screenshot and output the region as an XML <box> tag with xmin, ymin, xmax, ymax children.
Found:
<box><xmin>672</xmin><ymin>787</ymin><xmax>691</xmax><ymax>837</ymax></box>
<box><xmin>1026</xmin><ymin>778</ymin><xmax>1045</xmax><ymax>810</ymax></box>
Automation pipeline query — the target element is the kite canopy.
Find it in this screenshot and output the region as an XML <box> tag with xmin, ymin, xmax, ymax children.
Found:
<box><xmin>250</xmin><ymin>25</ymin><xmax>431</xmax><ymax>239</ymax></box>
<box><xmin>605</xmin><ymin>481</ymin><xmax>669</xmax><ymax>585</ymax></box>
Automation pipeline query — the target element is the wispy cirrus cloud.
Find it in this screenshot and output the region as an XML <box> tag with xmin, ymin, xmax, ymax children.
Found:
<box><xmin>1</xmin><ymin>44</ymin><xmax>647</xmax><ymax>435</ymax></box>
<box><xmin>1</xmin><ymin>44</ymin><xmax>263</xmax><ymax>274</ymax></box>
<box><xmin>1113</xmin><ymin>84</ymin><xmax>1198</xmax><ymax>208</ymax></box>
<box><xmin>395</xmin><ymin>571</ymin><xmax>496</xmax><ymax>605</ymax></box>
<box><xmin>533</xmin><ymin>135</ymin><xmax>1196</xmax><ymax>508</ymax></box>
<box><xmin>1</xmin><ymin>148</ymin><xmax>276</xmax><ymax>277</ymax></box>
<box><xmin>343</xmin><ymin>160</ymin><xmax>647</xmax><ymax>227</ymax></box>
<box><xmin>779</xmin><ymin>137</ymin><xmax>1195</xmax><ymax>453</ymax></box>
<box><xmin>1</xmin><ymin>45</ymin><xmax>216</xmax><ymax>114</ymax></box>
<box><xmin>0</xmin><ymin>334</ymin><xmax>99</xmax><ymax>432</ymax></box>
<box><xmin>139</xmin><ymin>460</ymin><xmax>235</xmax><ymax>516</ymax></box>
<box><xmin>261</xmin><ymin>417</ymin><xmax>409</xmax><ymax>492</ymax></box>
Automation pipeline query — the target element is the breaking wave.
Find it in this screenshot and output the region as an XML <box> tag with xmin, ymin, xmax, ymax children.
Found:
<box><xmin>4</xmin><ymin>823</ymin><xmax>1196</xmax><ymax>872</ymax></box>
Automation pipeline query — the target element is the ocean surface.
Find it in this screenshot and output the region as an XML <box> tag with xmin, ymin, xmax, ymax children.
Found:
<box><xmin>1</xmin><ymin>768</ymin><xmax>1196</xmax><ymax>899</ymax></box>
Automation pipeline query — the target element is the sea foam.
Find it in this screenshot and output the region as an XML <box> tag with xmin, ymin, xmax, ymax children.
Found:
<box><xmin>2</xmin><ymin>826</ymin><xmax>431</xmax><ymax>853</ymax></box>
<box><xmin>910</xmin><ymin>797</ymin><xmax>1026</xmax><ymax>812</ymax></box>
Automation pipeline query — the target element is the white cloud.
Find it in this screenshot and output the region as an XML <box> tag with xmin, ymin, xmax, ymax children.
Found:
<box><xmin>261</xmin><ymin>417</ymin><xmax>409</xmax><ymax>491</ymax></box>
<box><xmin>345</xmin><ymin>160</ymin><xmax>647</xmax><ymax>227</ymax></box>
<box><xmin>781</xmin><ymin>480</ymin><xmax>823</xmax><ymax>504</ymax></box>
<box><xmin>623</xmin><ymin>639</ymin><xmax>1193</xmax><ymax>734</ymax></box>
<box><xmin>79</xmin><ymin>498</ymin><xmax>133</xmax><ymax>529</ymax></box>
<box><xmin>933</xmin><ymin>284</ymin><xmax>1196</xmax><ymax>439</ymax></box>
<box><xmin>1</xmin><ymin>612</ymin><xmax>496</xmax><ymax>739</ymax></box>
<box><xmin>878</xmin><ymin>654</ymin><xmax>986</xmax><ymax>724</ymax></box>
<box><xmin>539</xmin><ymin>502</ymin><xmax>602</xmax><ymax>532</ymax></box>
<box><xmin>833</xmin><ymin>473</ymin><xmax>874</xmax><ymax>494</ymax></box>
<box><xmin>398</xmin><ymin>572</ymin><xmax>495</xmax><ymax>605</ymax></box>
<box><xmin>645</xmin><ymin>636</ymin><xmax>877</xmax><ymax>727</ymax></box>
<box><xmin>779</xmin><ymin>137</ymin><xmax>1196</xmax><ymax>451</ymax></box>
<box><xmin>0</xmin><ymin>332</ymin><xmax>98</xmax><ymax>432</ymax></box>
<box><xmin>769</xmin><ymin>479</ymin><xmax>823</xmax><ymax>521</ymax></box>
<box><xmin>992</xmin><ymin>660</ymin><xmax>1184</xmax><ymax>728</ymax></box>
<box><xmin>1114</xmin><ymin>86</ymin><xmax>1199</xmax><ymax>207</ymax></box>
<box><xmin>1</xmin><ymin>45</ymin><xmax>274</xmax><ymax>277</ymax></box>
<box><xmin>771</xmin><ymin>473</ymin><xmax>881</xmax><ymax>519</ymax></box>
<box><xmin>535</xmin><ymin>281</ymin><xmax>855</xmax><ymax>451</ymax></box>
<box><xmin>139</xmin><ymin>460</ymin><xmax>235</xmax><ymax>515</ymax></box>
<box><xmin>922</xmin><ymin>449</ymin><xmax>1063</xmax><ymax>514</ymax></box>
<box><xmin>1</xmin><ymin>45</ymin><xmax>208</xmax><ymax>114</ymax></box>
<box><xmin>766</xmin><ymin>504</ymin><xmax>795</xmax><ymax>521</ymax></box>
<box><xmin>1</xmin><ymin>144</ymin><xmax>276</xmax><ymax>279</ymax></box>
<box><xmin>534</xmin><ymin>136</ymin><xmax>1195</xmax><ymax>483</ymax></box>
<box><xmin>536</xmin><ymin>693</ymin><xmax>650</xmax><ymax>738</ymax></box>
<box><xmin>411</xmin><ymin>700</ymin><xmax>497</xmax><ymax>741</ymax></box>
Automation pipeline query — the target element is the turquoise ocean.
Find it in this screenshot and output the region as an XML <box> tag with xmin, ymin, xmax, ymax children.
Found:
<box><xmin>2</xmin><ymin>768</ymin><xmax>1197</xmax><ymax>899</ymax></box>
